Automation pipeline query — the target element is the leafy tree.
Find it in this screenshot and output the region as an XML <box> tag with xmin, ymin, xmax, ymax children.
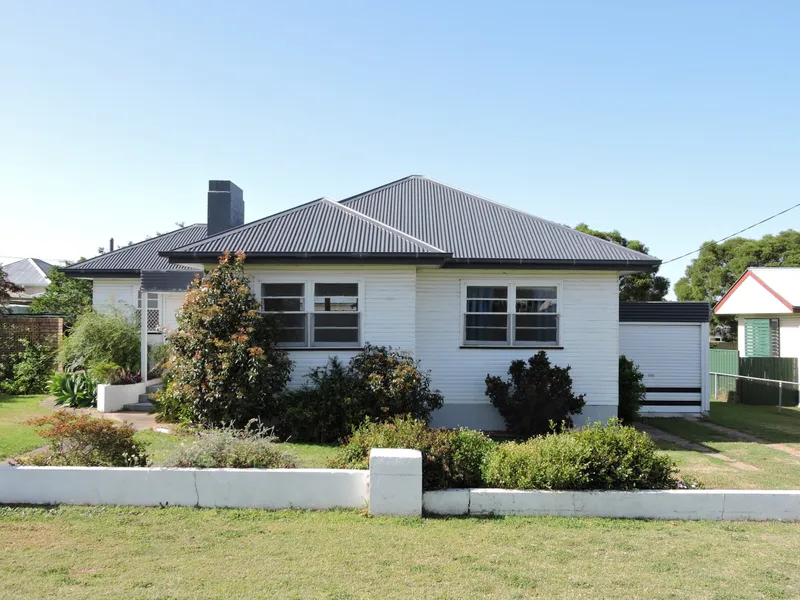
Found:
<box><xmin>0</xmin><ymin>267</ymin><xmax>23</xmax><ymax>314</ymax></box>
<box><xmin>575</xmin><ymin>224</ymin><xmax>669</xmax><ymax>301</ymax></box>
<box><xmin>674</xmin><ymin>230</ymin><xmax>800</xmax><ymax>339</ymax></box>
<box><xmin>154</xmin><ymin>251</ymin><xmax>293</xmax><ymax>428</ymax></box>
<box><xmin>29</xmin><ymin>263</ymin><xmax>92</xmax><ymax>328</ymax></box>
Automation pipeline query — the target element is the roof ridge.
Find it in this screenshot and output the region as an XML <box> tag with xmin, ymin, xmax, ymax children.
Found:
<box><xmin>30</xmin><ymin>258</ymin><xmax>51</xmax><ymax>280</ymax></box>
<box><xmin>63</xmin><ymin>223</ymin><xmax>207</xmax><ymax>270</ymax></box>
<box><xmin>164</xmin><ymin>198</ymin><xmax>327</xmax><ymax>254</ymax></box>
<box><xmin>328</xmin><ymin>199</ymin><xmax>447</xmax><ymax>253</ymax></box>
<box><xmin>337</xmin><ymin>175</ymin><xmax>422</xmax><ymax>205</ymax></box>
<box><xmin>416</xmin><ymin>176</ymin><xmax>659</xmax><ymax>262</ymax></box>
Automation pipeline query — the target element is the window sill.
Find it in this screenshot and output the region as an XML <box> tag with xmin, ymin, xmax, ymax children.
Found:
<box><xmin>280</xmin><ymin>347</ymin><xmax>364</xmax><ymax>352</ymax></box>
<box><xmin>459</xmin><ymin>345</ymin><xmax>564</xmax><ymax>350</ymax></box>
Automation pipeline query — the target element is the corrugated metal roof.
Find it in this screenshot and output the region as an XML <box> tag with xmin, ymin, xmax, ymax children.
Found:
<box><xmin>62</xmin><ymin>224</ymin><xmax>207</xmax><ymax>274</ymax></box>
<box><xmin>2</xmin><ymin>258</ymin><xmax>53</xmax><ymax>286</ymax></box>
<box><xmin>620</xmin><ymin>302</ymin><xmax>710</xmax><ymax>323</ymax></box>
<box><xmin>339</xmin><ymin>176</ymin><xmax>659</xmax><ymax>266</ymax></box>
<box><xmin>163</xmin><ymin>198</ymin><xmax>448</xmax><ymax>257</ymax></box>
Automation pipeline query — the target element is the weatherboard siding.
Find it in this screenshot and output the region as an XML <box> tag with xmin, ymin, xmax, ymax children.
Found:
<box><xmin>415</xmin><ymin>269</ymin><xmax>620</xmax><ymax>429</ymax></box>
<box><xmin>243</xmin><ymin>265</ymin><xmax>416</xmax><ymax>388</ymax></box>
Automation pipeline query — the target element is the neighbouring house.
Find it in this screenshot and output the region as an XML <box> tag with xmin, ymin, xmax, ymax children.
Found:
<box><xmin>715</xmin><ymin>267</ymin><xmax>800</xmax><ymax>359</ymax></box>
<box><xmin>1</xmin><ymin>258</ymin><xmax>54</xmax><ymax>313</ymax></box>
<box><xmin>63</xmin><ymin>177</ymin><xmax>709</xmax><ymax>427</ymax></box>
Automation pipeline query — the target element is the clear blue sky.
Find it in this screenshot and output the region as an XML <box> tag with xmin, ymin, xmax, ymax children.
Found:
<box><xmin>2</xmin><ymin>1</ymin><xmax>799</xmax><ymax>296</ymax></box>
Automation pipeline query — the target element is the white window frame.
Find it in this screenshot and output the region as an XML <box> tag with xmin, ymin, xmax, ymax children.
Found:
<box><xmin>137</xmin><ymin>292</ymin><xmax>161</xmax><ymax>334</ymax></box>
<box><xmin>460</xmin><ymin>280</ymin><xmax>562</xmax><ymax>347</ymax></box>
<box><xmin>257</xmin><ymin>277</ymin><xmax>364</xmax><ymax>349</ymax></box>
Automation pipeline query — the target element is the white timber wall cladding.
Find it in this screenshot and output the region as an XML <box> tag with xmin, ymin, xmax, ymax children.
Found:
<box><xmin>162</xmin><ymin>292</ymin><xmax>187</xmax><ymax>332</ymax></box>
<box><xmin>244</xmin><ymin>265</ymin><xmax>417</xmax><ymax>387</ymax></box>
<box><xmin>415</xmin><ymin>269</ymin><xmax>620</xmax><ymax>429</ymax></box>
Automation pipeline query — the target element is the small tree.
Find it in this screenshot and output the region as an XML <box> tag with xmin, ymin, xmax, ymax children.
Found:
<box><xmin>485</xmin><ymin>351</ymin><xmax>585</xmax><ymax>437</ymax></box>
<box><xmin>618</xmin><ymin>355</ymin><xmax>646</xmax><ymax>424</ymax></box>
<box><xmin>0</xmin><ymin>266</ymin><xmax>23</xmax><ymax>314</ymax></box>
<box><xmin>29</xmin><ymin>264</ymin><xmax>92</xmax><ymax>329</ymax></box>
<box><xmin>154</xmin><ymin>251</ymin><xmax>293</xmax><ymax>428</ymax></box>
<box><xmin>59</xmin><ymin>308</ymin><xmax>140</xmax><ymax>373</ymax></box>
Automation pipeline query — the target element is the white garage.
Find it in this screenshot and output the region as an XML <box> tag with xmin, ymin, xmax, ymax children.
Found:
<box><xmin>619</xmin><ymin>302</ymin><xmax>711</xmax><ymax>415</ymax></box>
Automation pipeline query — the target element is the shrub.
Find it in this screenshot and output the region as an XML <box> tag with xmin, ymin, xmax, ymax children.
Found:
<box><xmin>485</xmin><ymin>351</ymin><xmax>585</xmax><ymax>437</ymax></box>
<box><xmin>59</xmin><ymin>308</ymin><xmax>140</xmax><ymax>373</ymax></box>
<box><xmin>0</xmin><ymin>338</ymin><xmax>57</xmax><ymax>395</ymax></box>
<box><xmin>618</xmin><ymin>355</ymin><xmax>646</xmax><ymax>424</ymax></box>
<box><xmin>157</xmin><ymin>423</ymin><xmax>297</xmax><ymax>469</ymax></box>
<box><xmin>48</xmin><ymin>371</ymin><xmax>98</xmax><ymax>408</ymax></box>
<box><xmin>20</xmin><ymin>411</ymin><xmax>147</xmax><ymax>467</ymax></box>
<box><xmin>329</xmin><ymin>417</ymin><xmax>494</xmax><ymax>490</ymax></box>
<box><xmin>483</xmin><ymin>419</ymin><xmax>677</xmax><ymax>490</ymax></box>
<box><xmin>274</xmin><ymin>346</ymin><xmax>444</xmax><ymax>443</ymax></box>
<box><xmin>153</xmin><ymin>252</ymin><xmax>293</xmax><ymax>428</ymax></box>
<box><xmin>148</xmin><ymin>343</ymin><xmax>171</xmax><ymax>379</ymax></box>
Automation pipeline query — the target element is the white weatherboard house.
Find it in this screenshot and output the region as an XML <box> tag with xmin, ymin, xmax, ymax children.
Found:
<box><xmin>716</xmin><ymin>267</ymin><xmax>800</xmax><ymax>360</ymax></box>
<box><xmin>63</xmin><ymin>177</ymin><xmax>709</xmax><ymax>427</ymax></box>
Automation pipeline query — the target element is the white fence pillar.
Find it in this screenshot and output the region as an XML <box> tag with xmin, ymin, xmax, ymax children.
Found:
<box><xmin>369</xmin><ymin>449</ymin><xmax>422</xmax><ymax>517</ymax></box>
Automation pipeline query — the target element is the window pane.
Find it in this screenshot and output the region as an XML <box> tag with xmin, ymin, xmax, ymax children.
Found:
<box><xmin>516</xmin><ymin>299</ymin><xmax>557</xmax><ymax>313</ymax></box>
<box><xmin>262</xmin><ymin>283</ymin><xmax>304</xmax><ymax>297</ymax></box>
<box><xmin>315</xmin><ymin>313</ymin><xmax>359</xmax><ymax>328</ymax></box>
<box><xmin>466</xmin><ymin>299</ymin><xmax>507</xmax><ymax>313</ymax></box>
<box><xmin>467</xmin><ymin>286</ymin><xmax>507</xmax><ymax>299</ymax></box>
<box><xmin>314</xmin><ymin>297</ymin><xmax>358</xmax><ymax>312</ymax></box>
<box><xmin>314</xmin><ymin>328</ymin><xmax>359</xmax><ymax>343</ymax></box>
<box><xmin>147</xmin><ymin>294</ymin><xmax>159</xmax><ymax>309</ymax></box>
<box><xmin>516</xmin><ymin>314</ymin><xmax>558</xmax><ymax>328</ymax></box>
<box><xmin>516</xmin><ymin>287</ymin><xmax>557</xmax><ymax>299</ymax></box>
<box><xmin>314</xmin><ymin>283</ymin><xmax>358</xmax><ymax>297</ymax></box>
<box><xmin>466</xmin><ymin>314</ymin><xmax>507</xmax><ymax>328</ymax></box>
<box><xmin>262</xmin><ymin>298</ymin><xmax>304</xmax><ymax>312</ymax></box>
<box><xmin>277</xmin><ymin>327</ymin><xmax>306</xmax><ymax>344</ymax></box>
<box><xmin>274</xmin><ymin>313</ymin><xmax>306</xmax><ymax>328</ymax></box>
<box><xmin>466</xmin><ymin>327</ymin><xmax>507</xmax><ymax>342</ymax></box>
<box><xmin>515</xmin><ymin>328</ymin><xmax>558</xmax><ymax>343</ymax></box>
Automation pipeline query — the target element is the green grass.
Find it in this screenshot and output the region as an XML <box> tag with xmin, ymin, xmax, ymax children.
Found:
<box><xmin>0</xmin><ymin>395</ymin><xmax>51</xmax><ymax>461</ymax></box>
<box><xmin>644</xmin><ymin>417</ymin><xmax>800</xmax><ymax>489</ymax></box>
<box><xmin>1</xmin><ymin>506</ymin><xmax>799</xmax><ymax>599</ymax></box>
<box><xmin>706</xmin><ymin>401</ymin><xmax>800</xmax><ymax>446</ymax></box>
<box><xmin>132</xmin><ymin>430</ymin><xmax>337</xmax><ymax>468</ymax></box>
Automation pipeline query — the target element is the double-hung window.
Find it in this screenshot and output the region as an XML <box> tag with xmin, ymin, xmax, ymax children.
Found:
<box><xmin>261</xmin><ymin>281</ymin><xmax>361</xmax><ymax>348</ymax></box>
<box><xmin>463</xmin><ymin>283</ymin><xmax>559</xmax><ymax>346</ymax></box>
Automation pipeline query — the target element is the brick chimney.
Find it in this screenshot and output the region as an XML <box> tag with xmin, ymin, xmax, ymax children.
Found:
<box><xmin>207</xmin><ymin>180</ymin><xmax>244</xmax><ymax>236</ymax></box>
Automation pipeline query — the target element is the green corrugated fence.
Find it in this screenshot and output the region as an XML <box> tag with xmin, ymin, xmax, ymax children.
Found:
<box><xmin>737</xmin><ymin>357</ymin><xmax>799</xmax><ymax>406</ymax></box>
<box><xmin>710</xmin><ymin>349</ymin><xmax>739</xmax><ymax>400</ymax></box>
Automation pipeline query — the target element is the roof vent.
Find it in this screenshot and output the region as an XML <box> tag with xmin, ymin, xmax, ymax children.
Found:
<box><xmin>207</xmin><ymin>180</ymin><xmax>244</xmax><ymax>237</ymax></box>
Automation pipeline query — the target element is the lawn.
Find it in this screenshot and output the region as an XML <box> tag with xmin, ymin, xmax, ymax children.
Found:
<box><xmin>1</xmin><ymin>507</ymin><xmax>799</xmax><ymax>600</ymax></box>
<box><xmin>0</xmin><ymin>395</ymin><xmax>51</xmax><ymax>461</ymax></box>
<box><xmin>705</xmin><ymin>401</ymin><xmax>800</xmax><ymax>447</ymax></box>
<box><xmin>644</xmin><ymin>417</ymin><xmax>800</xmax><ymax>489</ymax></box>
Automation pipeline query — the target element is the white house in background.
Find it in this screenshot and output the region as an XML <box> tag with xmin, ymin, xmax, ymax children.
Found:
<box><xmin>63</xmin><ymin>176</ymin><xmax>709</xmax><ymax>427</ymax></box>
<box><xmin>715</xmin><ymin>267</ymin><xmax>800</xmax><ymax>359</ymax></box>
<box><xmin>2</xmin><ymin>258</ymin><xmax>53</xmax><ymax>312</ymax></box>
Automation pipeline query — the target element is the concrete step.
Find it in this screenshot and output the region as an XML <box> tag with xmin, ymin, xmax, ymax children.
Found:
<box><xmin>146</xmin><ymin>384</ymin><xmax>163</xmax><ymax>394</ymax></box>
<box><xmin>123</xmin><ymin>402</ymin><xmax>155</xmax><ymax>413</ymax></box>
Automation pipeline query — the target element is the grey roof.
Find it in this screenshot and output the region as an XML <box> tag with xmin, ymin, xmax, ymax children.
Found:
<box><xmin>62</xmin><ymin>224</ymin><xmax>207</xmax><ymax>276</ymax></box>
<box><xmin>162</xmin><ymin>198</ymin><xmax>449</xmax><ymax>260</ymax></box>
<box><xmin>339</xmin><ymin>176</ymin><xmax>660</xmax><ymax>267</ymax></box>
<box><xmin>620</xmin><ymin>302</ymin><xmax>710</xmax><ymax>323</ymax></box>
<box><xmin>2</xmin><ymin>258</ymin><xmax>53</xmax><ymax>286</ymax></box>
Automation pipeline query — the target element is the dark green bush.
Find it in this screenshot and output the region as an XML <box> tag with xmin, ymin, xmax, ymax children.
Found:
<box><xmin>485</xmin><ymin>351</ymin><xmax>585</xmax><ymax>437</ymax></box>
<box><xmin>0</xmin><ymin>339</ymin><xmax>57</xmax><ymax>395</ymax></box>
<box><xmin>59</xmin><ymin>309</ymin><xmax>140</xmax><ymax>373</ymax></box>
<box><xmin>329</xmin><ymin>417</ymin><xmax>494</xmax><ymax>490</ymax></box>
<box><xmin>19</xmin><ymin>411</ymin><xmax>147</xmax><ymax>467</ymax></box>
<box><xmin>153</xmin><ymin>252</ymin><xmax>293</xmax><ymax>427</ymax></box>
<box><xmin>274</xmin><ymin>346</ymin><xmax>444</xmax><ymax>443</ymax></box>
<box><xmin>48</xmin><ymin>372</ymin><xmax>97</xmax><ymax>408</ymax></box>
<box><xmin>483</xmin><ymin>419</ymin><xmax>677</xmax><ymax>490</ymax></box>
<box><xmin>618</xmin><ymin>355</ymin><xmax>646</xmax><ymax>424</ymax></box>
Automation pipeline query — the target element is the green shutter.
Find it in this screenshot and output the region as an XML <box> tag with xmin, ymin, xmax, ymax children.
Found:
<box><xmin>745</xmin><ymin>318</ymin><xmax>780</xmax><ymax>357</ymax></box>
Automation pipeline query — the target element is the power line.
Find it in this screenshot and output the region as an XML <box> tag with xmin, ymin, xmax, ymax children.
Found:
<box><xmin>662</xmin><ymin>201</ymin><xmax>800</xmax><ymax>265</ymax></box>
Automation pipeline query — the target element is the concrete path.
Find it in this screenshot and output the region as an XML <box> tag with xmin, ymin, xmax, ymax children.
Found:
<box><xmin>700</xmin><ymin>421</ymin><xmax>800</xmax><ymax>459</ymax></box>
<box><xmin>636</xmin><ymin>423</ymin><xmax>759</xmax><ymax>471</ymax></box>
<box><xmin>41</xmin><ymin>398</ymin><xmax>160</xmax><ymax>431</ymax></box>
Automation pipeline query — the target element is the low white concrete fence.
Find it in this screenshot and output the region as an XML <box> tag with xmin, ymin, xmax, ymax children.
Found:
<box><xmin>97</xmin><ymin>382</ymin><xmax>146</xmax><ymax>412</ymax></box>
<box><xmin>3</xmin><ymin>449</ymin><xmax>800</xmax><ymax>520</ymax></box>
<box><xmin>423</xmin><ymin>489</ymin><xmax>800</xmax><ymax>521</ymax></box>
